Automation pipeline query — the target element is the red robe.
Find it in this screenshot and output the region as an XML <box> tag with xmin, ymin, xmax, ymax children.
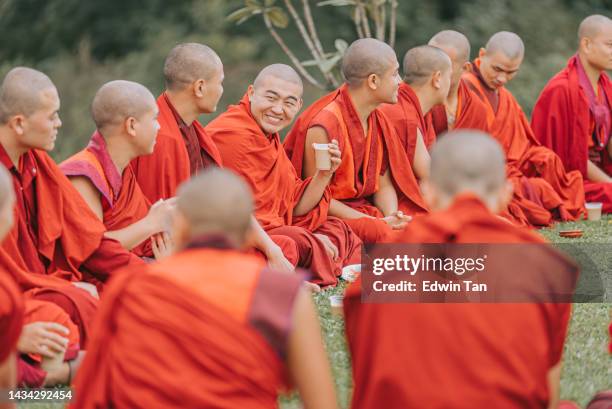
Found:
<box><xmin>532</xmin><ymin>55</ymin><xmax>612</xmax><ymax>213</ymax></box>
<box><xmin>344</xmin><ymin>194</ymin><xmax>575</xmax><ymax>409</ymax></box>
<box><xmin>61</xmin><ymin>131</ymin><xmax>153</xmax><ymax>257</ymax></box>
<box><xmin>0</xmin><ymin>269</ymin><xmax>23</xmax><ymax>398</ymax></box>
<box><xmin>463</xmin><ymin>63</ymin><xmax>585</xmax><ymax>222</ymax></box>
<box><xmin>284</xmin><ymin>84</ymin><xmax>428</xmax><ymax>242</ymax></box>
<box><xmin>71</xmin><ymin>236</ymin><xmax>303</xmax><ymax>409</ymax></box>
<box><xmin>0</xmin><ymin>145</ymin><xmax>142</xmax><ymax>344</ymax></box>
<box><xmin>206</xmin><ymin>94</ymin><xmax>361</xmax><ymax>286</ymax></box>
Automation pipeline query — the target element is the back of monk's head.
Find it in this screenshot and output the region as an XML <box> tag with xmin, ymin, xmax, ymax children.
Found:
<box><xmin>577</xmin><ymin>15</ymin><xmax>612</xmax><ymax>71</ymax></box>
<box><xmin>0</xmin><ymin>67</ymin><xmax>56</xmax><ymax>124</ymax></box>
<box><xmin>164</xmin><ymin>43</ymin><xmax>222</xmax><ymax>91</ymax></box>
<box><xmin>426</xmin><ymin>130</ymin><xmax>510</xmax><ymax>212</ymax></box>
<box><xmin>0</xmin><ymin>165</ymin><xmax>15</xmax><ymax>240</ymax></box>
<box><xmin>175</xmin><ymin>168</ymin><xmax>254</xmax><ymax>247</ymax></box>
<box><xmin>342</xmin><ymin>38</ymin><xmax>398</xmax><ymax>85</ymax></box>
<box><xmin>428</xmin><ymin>30</ymin><xmax>471</xmax><ymax>64</ymax></box>
<box><xmin>91</xmin><ymin>80</ymin><xmax>156</xmax><ymax>131</ymax></box>
<box><xmin>402</xmin><ymin>46</ymin><xmax>452</xmax><ymax>101</ymax></box>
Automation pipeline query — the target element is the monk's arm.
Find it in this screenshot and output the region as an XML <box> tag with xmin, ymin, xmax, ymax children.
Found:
<box><xmin>287</xmin><ymin>288</ymin><xmax>338</xmax><ymax>409</ymax></box>
<box><xmin>587</xmin><ymin>159</ymin><xmax>612</xmax><ymax>183</ymax></box>
<box><xmin>248</xmin><ymin>216</ymin><xmax>294</xmax><ymax>272</ymax></box>
<box><xmin>0</xmin><ymin>352</ymin><xmax>16</xmax><ymax>392</ymax></box>
<box><xmin>373</xmin><ymin>170</ymin><xmax>399</xmax><ymax>216</ymax></box>
<box><xmin>546</xmin><ymin>360</ymin><xmax>562</xmax><ymax>409</ymax></box>
<box><xmin>329</xmin><ymin>199</ymin><xmax>374</xmax><ymax>219</ymax></box>
<box><xmin>413</xmin><ymin>128</ymin><xmax>431</xmax><ymax>180</ymax></box>
<box><xmin>68</xmin><ymin>176</ymin><xmax>104</xmax><ymax>220</ymax></box>
<box><xmin>294</xmin><ymin>172</ymin><xmax>334</xmax><ymax>216</ymax></box>
<box><xmin>302</xmin><ymin>126</ymin><xmax>328</xmax><ymax>179</ymax></box>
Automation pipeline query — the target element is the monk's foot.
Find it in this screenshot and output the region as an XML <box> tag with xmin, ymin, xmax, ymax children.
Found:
<box><xmin>303</xmin><ymin>282</ymin><xmax>321</xmax><ymax>293</ymax></box>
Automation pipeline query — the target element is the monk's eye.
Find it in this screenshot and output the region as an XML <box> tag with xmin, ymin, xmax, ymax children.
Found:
<box><xmin>285</xmin><ymin>101</ymin><xmax>295</xmax><ymax>108</ymax></box>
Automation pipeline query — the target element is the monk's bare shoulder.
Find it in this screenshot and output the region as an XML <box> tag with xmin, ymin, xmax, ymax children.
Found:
<box><xmin>305</xmin><ymin>126</ymin><xmax>330</xmax><ymax>144</ymax></box>
<box><xmin>68</xmin><ymin>176</ymin><xmax>104</xmax><ymax>220</ymax></box>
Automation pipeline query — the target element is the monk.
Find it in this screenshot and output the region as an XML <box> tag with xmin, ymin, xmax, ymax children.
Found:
<box><xmin>532</xmin><ymin>15</ymin><xmax>612</xmax><ymax>213</ymax></box>
<box><xmin>206</xmin><ymin>64</ymin><xmax>361</xmax><ymax>286</ymax></box>
<box><xmin>463</xmin><ymin>32</ymin><xmax>585</xmax><ymax>224</ymax></box>
<box><xmin>285</xmin><ymin>38</ymin><xmax>424</xmax><ymax>243</ymax></box>
<box><xmin>0</xmin><ymin>67</ymin><xmax>144</xmax><ymax>346</ymax></box>
<box><xmin>426</xmin><ymin>30</ymin><xmax>490</xmax><ymax>135</ymax></box>
<box><xmin>71</xmin><ymin>168</ymin><xmax>338</xmax><ymax>409</ymax></box>
<box><xmin>131</xmin><ymin>42</ymin><xmax>298</xmax><ymax>272</ymax></box>
<box><xmin>61</xmin><ymin>81</ymin><xmax>175</xmax><ymax>259</ymax></box>
<box><xmin>344</xmin><ymin>131</ymin><xmax>576</xmax><ymax>409</ymax></box>
<box><xmin>379</xmin><ymin>45</ymin><xmax>452</xmax><ymax>182</ymax></box>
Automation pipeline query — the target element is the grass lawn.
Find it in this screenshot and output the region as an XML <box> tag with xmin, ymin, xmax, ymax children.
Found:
<box><xmin>20</xmin><ymin>217</ymin><xmax>611</xmax><ymax>409</ymax></box>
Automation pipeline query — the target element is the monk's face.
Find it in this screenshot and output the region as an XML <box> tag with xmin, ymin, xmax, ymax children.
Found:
<box><xmin>0</xmin><ymin>190</ymin><xmax>15</xmax><ymax>240</ymax></box>
<box><xmin>372</xmin><ymin>57</ymin><xmax>401</xmax><ymax>104</ymax></box>
<box><xmin>443</xmin><ymin>47</ymin><xmax>467</xmax><ymax>90</ymax></box>
<box><xmin>583</xmin><ymin>25</ymin><xmax>612</xmax><ymax>71</ymax></box>
<box><xmin>134</xmin><ymin>105</ymin><xmax>160</xmax><ymax>155</ymax></box>
<box><xmin>197</xmin><ymin>63</ymin><xmax>225</xmax><ymax>114</ymax></box>
<box><xmin>248</xmin><ymin>76</ymin><xmax>303</xmax><ymax>135</ymax></box>
<box><xmin>478</xmin><ymin>50</ymin><xmax>522</xmax><ymax>90</ymax></box>
<box><xmin>17</xmin><ymin>87</ymin><xmax>61</xmax><ymax>151</ymax></box>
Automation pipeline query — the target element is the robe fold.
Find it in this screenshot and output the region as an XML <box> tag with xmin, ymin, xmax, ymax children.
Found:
<box><xmin>0</xmin><ymin>145</ymin><xmax>140</xmax><ymax>342</ymax></box>
<box><xmin>532</xmin><ymin>55</ymin><xmax>612</xmax><ymax>212</ymax></box>
<box><xmin>71</xmin><ymin>237</ymin><xmax>303</xmax><ymax>409</ymax></box>
<box><xmin>344</xmin><ymin>194</ymin><xmax>575</xmax><ymax>409</ymax></box>
<box><xmin>0</xmin><ymin>270</ymin><xmax>23</xmax><ymax>363</ymax></box>
<box><xmin>206</xmin><ymin>94</ymin><xmax>361</xmax><ymax>286</ymax></box>
<box><xmin>61</xmin><ymin>131</ymin><xmax>153</xmax><ymax>257</ymax></box>
<box><xmin>284</xmin><ymin>84</ymin><xmax>427</xmax><ymax>242</ymax></box>
<box><xmin>462</xmin><ymin>63</ymin><xmax>585</xmax><ymax>222</ymax></box>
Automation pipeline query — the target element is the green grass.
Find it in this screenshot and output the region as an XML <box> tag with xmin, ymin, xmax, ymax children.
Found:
<box><xmin>20</xmin><ymin>217</ymin><xmax>611</xmax><ymax>409</ymax></box>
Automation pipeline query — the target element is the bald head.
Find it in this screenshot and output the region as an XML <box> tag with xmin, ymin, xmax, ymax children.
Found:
<box><xmin>428</xmin><ymin>30</ymin><xmax>471</xmax><ymax>63</ymax></box>
<box><xmin>254</xmin><ymin>64</ymin><xmax>303</xmax><ymax>90</ymax></box>
<box><xmin>485</xmin><ymin>31</ymin><xmax>524</xmax><ymax>60</ymax></box>
<box><xmin>91</xmin><ymin>80</ymin><xmax>156</xmax><ymax>130</ymax></box>
<box><xmin>176</xmin><ymin>168</ymin><xmax>253</xmax><ymax>244</ymax></box>
<box><xmin>0</xmin><ymin>165</ymin><xmax>13</xmax><ymax>210</ymax></box>
<box><xmin>402</xmin><ymin>45</ymin><xmax>451</xmax><ymax>86</ymax></box>
<box><xmin>579</xmin><ymin>15</ymin><xmax>612</xmax><ymax>40</ymax></box>
<box><xmin>430</xmin><ymin>130</ymin><xmax>506</xmax><ymax>201</ymax></box>
<box><xmin>0</xmin><ymin>67</ymin><xmax>56</xmax><ymax>124</ymax></box>
<box><xmin>342</xmin><ymin>38</ymin><xmax>397</xmax><ymax>86</ymax></box>
<box><xmin>163</xmin><ymin>43</ymin><xmax>222</xmax><ymax>91</ymax></box>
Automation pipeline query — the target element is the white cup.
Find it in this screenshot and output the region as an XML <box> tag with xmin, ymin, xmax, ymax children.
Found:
<box><xmin>313</xmin><ymin>143</ymin><xmax>332</xmax><ymax>171</ymax></box>
<box><xmin>585</xmin><ymin>202</ymin><xmax>603</xmax><ymax>221</ymax></box>
<box><xmin>329</xmin><ymin>294</ymin><xmax>344</xmax><ymax>316</ymax></box>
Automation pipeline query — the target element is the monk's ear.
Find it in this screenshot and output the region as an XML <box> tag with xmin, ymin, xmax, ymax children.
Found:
<box><xmin>432</xmin><ymin>71</ymin><xmax>442</xmax><ymax>89</ymax></box>
<box><xmin>247</xmin><ymin>85</ymin><xmax>255</xmax><ymax>100</ymax></box>
<box><xmin>125</xmin><ymin>117</ymin><xmax>137</xmax><ymax>137</ymax></box>
<box><xmin>193</xmin><ymin>79</ymin><xmax>206</xmax><ymax>98</ymax></box>
<box><xmin>7</xmin><ymin>115</ymin><xmax>25</xmax><ymax>136</ymax></box>
<box><xmin>367</xmin><ymin>73</ymin><xmax>379</xmax><ymax>90</ymax></box>
<box><xmin>496</xmin><ymin>180</ymin><xmax>513</xmax><ymax>213</ymax></box>
<box><xmin>463</xmin><ymin>61</ymin><xmax>473</xmax><ymax>73</ymax></box>
<box><xmin>478</xmin><ymin>48</ymin><xmax>486</xmax><ymax>59</ymax></box>
<box><xmin>170</xmin><ymin>212</ymin><xmax>190</xmax><ymax>251</ymax></box>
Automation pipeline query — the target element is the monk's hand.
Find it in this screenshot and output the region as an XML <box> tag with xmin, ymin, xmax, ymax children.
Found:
<box><xmin>266</xmin><ymin>244</ymin><xmax>295</xmax><ymax>273</ymax></box>
<box><xmin>381</xmin><ymin>211</ymin><xmax>412</xmax><ymax>230</ymax></box>
<box><xmin>314</xmin><ymin>233</ymin><xmax>339</xmax><ymax>261</ymax></box>
<box><xmin>327</xmin><ymin>139</ymin><xmax>342</xmax><ymax>174</ymax></box>
<box><xmin>147</xmin><ymin>199</ymin><xmax>176</xmax><ymax>234</ymax></box>
<box><xmin>151</xmin><ymin>232</ymin><xmax>174</xmax><ymax>260</ymax></box>
<box><xmin>17</xmin><ymin>322</ymin><xmax>69</xmax><ymax>358</ymax></box>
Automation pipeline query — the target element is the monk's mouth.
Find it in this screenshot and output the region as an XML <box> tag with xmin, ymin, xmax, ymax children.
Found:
<box><xmin>264</xmin><ymin>114</ymin><xmax>283</xmax><ymax>124</ymax></box>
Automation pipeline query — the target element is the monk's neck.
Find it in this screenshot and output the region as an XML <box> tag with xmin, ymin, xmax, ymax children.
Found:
<box><xmin>412</xmin><ymin>86</ymin><xmax>438</xmax><ymax>115</ymax></box>
<box><xmin>104</xmin><ymin>135</ymin><xmax>135</xmax><ymax>174</ymax></box>
<box><xmin>578</xmin><ymin>52</ymin><xmax>602</xmax><ymax>96</ymax></box>
<box><xmin>0</xmin><ymin>128</ymin><xmax>28</xmax><ymax>167</ymax></box>
<box><xmin>165</xmin><ymin>90</ymin><xmax>200</xmax><ymax>125</ymax></box>
<box><xmin>347</xmin><ymin>86</ymin><xmax>378</xmax><ymax>127</ymax></box>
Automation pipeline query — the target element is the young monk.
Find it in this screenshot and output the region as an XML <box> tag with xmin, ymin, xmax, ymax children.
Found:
<box><xmin>462</xmin><ymin>32</ymin><xmax>585</xmax><ymax>224</ymax></box>
<box><xmin>532</xmin><ymin>15</ymin><xmax>612</xmax><ymax>213</ymax></box>
<box><xmin>131</xmin><ymin>42</ymin><xmax>297</xmax><ymax>272</ymax></box>
<box><xmin>206</xmin><ymin>64</ymin><xmax>361</xmax><ymax>286</ymax></box>
<box><xmin>285</xmin><ymin>38</ymin><xmax>424</xmax><ymax>243</ymax></box>
<box><xmin>71</xmin><ymin>168</ymin><xmax>338</xmax><ymax>409</ymax></box>
<box><xmin>61</xmin><ymin>81</ymin><xmax>175</xmax><ymax>259</ymax></box>
<box><xmin>426</xmin><ymin>30</ymin><xmax>490</xmax><ymax>134</ymax></box>
<box><xmin>379</xmin><ymin>45</ymin><xmax>452</xmax><ymax>181</ymax></box>
<box><xmin>344</xmin><ymin>130</ymin><xmax>576</xmax><ymax>409</ymax></box>
<box><xmin>0</xmin><ymin>67</ymin><xmax>143</xmax><ymax>345</ymax></box>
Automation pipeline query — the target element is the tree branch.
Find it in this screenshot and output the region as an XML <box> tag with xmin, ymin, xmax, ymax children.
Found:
<box><xmin>353</xmin><ymin>6</ymin><xmax>365</xmax><ymax>38</ymax></box>
<box><xmin>356</xmin><ymin>0</ymin><xmax>371</xmax><ymax>37</ymax></box>
<box><xmin>389</xmin><ymin>0</ymin><xmax>397</xmax><ymax>48</ymax></box>
<box><xmin>301</xmin><ymin>0</ymin><xmax>325</xmax><ymax>57</ymax></box>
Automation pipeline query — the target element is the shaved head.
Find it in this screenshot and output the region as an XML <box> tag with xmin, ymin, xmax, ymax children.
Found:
<box><xmin>578</xmin><ymin>14</ymin><xmax>612</xmax><ymax>40</ymax></box>
<box><xmin>176</xmin><ymin>168</ymin><xmax>253</xmax><ymax>244</ymax></box>
<box><xmin>485</xmin><ymin>31</ymin><xmax>525</xmax><ymax>60</ymax></box>
<box><xmin>0</xmin><ymin>67</ymin><xmax>56</xmax><ymax>124</ymax></box>
<box><xmin>254</xmin><ymin>64</ymin><xmax>303</xmax><ymax>90</ymax></box>
<box><xmin>342</xmin><ymin>38</ymin><xmax>397</xmax><ymax>86</ymax></box>
<box><xmin>402</xmin><ymin>45</ymin><xmax>452</xmax><ymax>86</ymax></box>
<box><xmin>0</xmin><ymin>165</ymin><xmax>12</xmax><ymax>210</ymax></box>
<box><xmin>429</xmin><ymin>30</ymin><xmax>471</xmax><ymax>63</ymax></box>
<box><xmin>430</xmin><ymin>130</ymin><xmax>506</xmax><ymax>200</ymax></box>
<box><xmin>163</xmin><ymin>43</ymin><xmax>222</xmax><ymax>91</ymax></box>
<box><xmin>91</xmin><ymin>80</ymin><xmax>156</xmax><ymax>130</ymax></box>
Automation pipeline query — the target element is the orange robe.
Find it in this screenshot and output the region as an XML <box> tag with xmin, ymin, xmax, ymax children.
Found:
<box><xmin>61</xmin><ymin>131</ymin><xmax>153</xmax><ymax>257</ymax></box>
<box><xmin>0</xmin><ymin>269</ymin><xmax>23</xmax><ymax>399</ymax></box>
<box><xmin>131</xmin><ymin>93</ymin><xmax>299</xmax><ymax>266</ymax></box>
<box><xmin>284</xmin><ymin>84</ymin><xmax>427</xmax><ymax>242</ymax></box>
<box><xmin>532</xmin><ymin>54</ymin><xmax>612</xmax><ymax>213</ymax></box>
<box><xmin>463</xmin><ymin>63</ymin><xmax>585</xmax><ymax>222</ymax></box>
<box><xmin>0</xmin><ymin>145</ymin><xmax>142</xmax><ymax>345</ymax></box>
<box><xmin>71</xmin><ymin>236</ymin><xmax>303</xmax><ymax>409</ymax></box>
<box><xmin>344</xmin><ymin>194</ymin><xmax>575</xmax><ymax>409</ymax></box>
<box><xmin>206</xmin><ymin>94</ymin><xmax>361</xmax><ymax>286</ymax></box>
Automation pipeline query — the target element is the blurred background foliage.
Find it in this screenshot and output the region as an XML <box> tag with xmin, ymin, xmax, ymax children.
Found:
<box><xmin>0</xmin><ymin>0</ymin><xmax>610</xmax><ymax>160</ymax></box>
